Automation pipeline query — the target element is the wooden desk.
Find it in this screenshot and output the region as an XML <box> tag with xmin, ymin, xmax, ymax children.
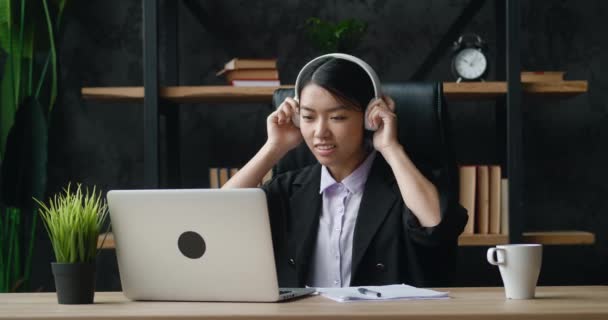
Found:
<box><xmin>1</xmin><ymin>286</ymin><xmax>606</xmax><ymax>320</ymax></box>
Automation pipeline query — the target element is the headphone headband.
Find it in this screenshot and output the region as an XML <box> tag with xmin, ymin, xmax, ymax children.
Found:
<box><xmin>290</xmin><ymin>53</ymin><xmax>382</xmax><ymax>131</ymax></box>
<box><xmin>293</xmin><ymin>53</ymin><xmax>382</xmax><ymax>101</ymax></box>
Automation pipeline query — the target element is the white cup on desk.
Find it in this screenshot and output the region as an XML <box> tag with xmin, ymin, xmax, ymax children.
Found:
<box><xmin>487</xmin><ymin>244</ymin><xmax>543</xmax><ymax>299</ymax></box>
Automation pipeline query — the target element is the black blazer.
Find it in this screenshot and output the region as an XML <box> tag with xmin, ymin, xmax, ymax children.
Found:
<box><xmin>262</xmin><ymin>154</ymin><xmax>468</xmax><ymax>288</ymax></box>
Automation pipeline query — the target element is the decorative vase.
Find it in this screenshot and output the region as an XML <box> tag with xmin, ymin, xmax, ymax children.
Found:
<box><xmin>51</xmin><ymin>262</ymin><xmax>96</xmax><ymax>304</ymax></box>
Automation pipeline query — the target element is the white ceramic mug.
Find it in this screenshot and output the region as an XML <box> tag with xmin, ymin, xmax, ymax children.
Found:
<box><xmin>486</xmin><ymin>244</ymin><xmax>543</xmax><ymax>299</ymax></box>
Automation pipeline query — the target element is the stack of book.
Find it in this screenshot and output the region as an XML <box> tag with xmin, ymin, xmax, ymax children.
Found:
<box><xmin>521</xmin><ymin>71</ymin><xmax>565</xmax><ymax>82</ymax></box>
<box><xmin>216</xmin><ymin>58</ymin><xmax>280</xmax><ymax>87</ymax></box>
<box><xmin>459</xmin><ymin>165</ymin><xmax>509</xmax><ymax>235</ymax></box>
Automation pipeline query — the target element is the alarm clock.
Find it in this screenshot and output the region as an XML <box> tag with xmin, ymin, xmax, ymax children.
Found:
<box><xmin>451</xmin><ymin>33</ymin><xmax>488</xmax><ymax>82</ymax></box>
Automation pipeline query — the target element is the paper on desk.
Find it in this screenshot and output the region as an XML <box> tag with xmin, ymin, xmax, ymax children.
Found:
<box><xmin>315</xmin><ymin>284</ymin><xmax>449</xmax><ymax>302</ymax></box>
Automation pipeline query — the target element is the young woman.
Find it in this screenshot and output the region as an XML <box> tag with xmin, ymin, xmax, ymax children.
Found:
<box><xmin>223</xmin><ymin>55</ymin><xmax>467</xmax><ymax>288</ymax></box>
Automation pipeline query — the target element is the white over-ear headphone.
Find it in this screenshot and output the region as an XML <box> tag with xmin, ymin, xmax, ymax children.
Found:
<box><xmin>291</xmin><ymin>53</ymin><xmax>382</xmax><ymax>131</ymax></box>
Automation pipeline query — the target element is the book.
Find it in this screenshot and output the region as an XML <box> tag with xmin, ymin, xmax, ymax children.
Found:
<box><xmin>209</xmin><ymin>168</ymin><xmax>220</xmax><ymax>188</ymax></box>
<box><xmin>217</xmin><ymin>58</ymin><xmax>277</xmax><ymax>75</ymax></box>
<box><xmin>501</xmin><ymin>178</ymin><xmax>509</xmax><ymax>235</ymax></box>
<box><xmin>231</xmin><ymin>79</ymin><xmax>281</xmax><ymax>87</ymax></box>
<box><xmin>218</xmin><ymin>168</ymin><xmax>230</xmax><ymax>187</ymax></box>
<box><xmin>521</xmin><ymin>71</ymin><xmax>565</xmax><ymax>82</ymax></box>
<box><xmin>209</xmin><ymin>167</ymin><xmax>236</xmax><ymax>188</ymax></box>
<box><xmin>489</xmin><ymin>165</ymin><xmax>502</xmax><ymax>234</ymax></box>
<box><xmin>458</xmin><ymin>166</ymin><xmax>476</xmax><ymax>234</ymax></box>
<box><xmin>224</xmin><ymin>69</ymin><xmax>279</xmax><ymax>83</ymax></box>
<box><xmin>475</xmin><ymin>165</ymin><xmax>490</xmax><ymax>234</ymax></box>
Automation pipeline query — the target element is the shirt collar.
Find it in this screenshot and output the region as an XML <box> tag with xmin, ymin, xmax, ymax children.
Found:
<box><xmin>319</xmin><ymin>151</ymin><xmax>377</xmax><ymax>195</ymax></box>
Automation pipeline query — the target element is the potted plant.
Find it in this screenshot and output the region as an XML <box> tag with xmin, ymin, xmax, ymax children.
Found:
<box><xmin>34</xmin><ymin>184</ymin><xmax>108</xmax><ymax>304</ymax></box>
<box><xmin>304</xmin><ymin>17</ymin><xmax>367</xmax><ymax>54</ymax></box>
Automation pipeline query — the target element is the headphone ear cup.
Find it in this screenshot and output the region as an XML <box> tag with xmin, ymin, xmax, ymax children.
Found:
<box><xmin>364</xmin><ymin>98</ymin><xmax>378</xmax><ymax>131</ymax></box>
<box><xmin>292</xmin><ymin>113</ymin><xmax>300</xmax><ymax>128</ymax></box>
<box><xmin>292</xmin><ymin>97</ymin><xmax>300</xmax><ymax>128</ymax></box>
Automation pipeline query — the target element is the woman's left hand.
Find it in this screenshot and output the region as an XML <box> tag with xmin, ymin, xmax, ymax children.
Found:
<box><xmin>368</xmin><ymin>95</ymin><xmax>400</xmax><ymax>153</ymax></box>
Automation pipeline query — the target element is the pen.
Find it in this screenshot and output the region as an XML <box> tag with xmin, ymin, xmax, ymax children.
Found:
<box><xmin>358</xmin><ymin>287</ymin><xmax>382</xmax><ymax>298</ymax></box>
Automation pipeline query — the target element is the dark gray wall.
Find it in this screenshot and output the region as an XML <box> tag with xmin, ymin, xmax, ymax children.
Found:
<box><xmin>28</xmin><ymin>0</ymin><xmax>607</xmax><ymax>291</ymax></box>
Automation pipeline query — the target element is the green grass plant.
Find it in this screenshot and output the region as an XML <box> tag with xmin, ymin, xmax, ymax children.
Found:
<box><xmin>34</xmin><ymin>184</ymin><xmax>107</xmax><ymax>263</ymax></box>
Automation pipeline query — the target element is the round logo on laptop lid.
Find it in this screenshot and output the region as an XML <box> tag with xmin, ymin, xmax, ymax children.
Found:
<box><xmin>178</xmin><ymin>231</ymin><xmax>206</xmax><ymax>259</ymax></box>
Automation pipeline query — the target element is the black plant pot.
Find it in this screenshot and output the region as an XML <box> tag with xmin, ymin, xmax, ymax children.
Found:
<box><xmin>51</xmin><ymin>262</ymin><xmax>96</xmax><ymax>304</ymax></box>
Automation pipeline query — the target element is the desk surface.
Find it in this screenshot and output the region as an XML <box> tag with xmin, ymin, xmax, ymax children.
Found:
<box><xmin>1</xmin><ymin>286</ymin><xmax>607</xmax><ymax>320</ymax></box>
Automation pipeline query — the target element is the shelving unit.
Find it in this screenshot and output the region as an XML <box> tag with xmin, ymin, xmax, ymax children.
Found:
<box><xmin>81</xmin><ymin>81</ymin><xmax>588</xmax><ymax>103</ymax></box>
<box><xmin>88</xmin><ymin>0</ymin><xmax>594</xmax><ymax>248</ymax></box>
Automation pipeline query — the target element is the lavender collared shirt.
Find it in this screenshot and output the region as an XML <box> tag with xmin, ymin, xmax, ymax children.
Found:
<box><xmin>307</xmin><ymin>151</ymin><xmax>377</xmax><ymax>287</ymax></box>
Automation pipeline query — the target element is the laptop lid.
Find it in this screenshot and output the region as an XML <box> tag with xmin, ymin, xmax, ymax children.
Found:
<box><xmin>107</xmin><ymin>188</ymin><xmax>286</xmax><ymax>302</ymax></box>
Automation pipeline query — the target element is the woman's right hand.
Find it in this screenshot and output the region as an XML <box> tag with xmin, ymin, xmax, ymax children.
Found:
<box><xmin>266</xmin><ymin>97</ymin><xmax>303</xmax><ymax>153</ymax></box>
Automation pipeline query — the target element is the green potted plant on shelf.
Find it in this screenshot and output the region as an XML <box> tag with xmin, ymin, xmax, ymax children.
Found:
<box><xmin>304</xmin><ymin>17</ymin><xmax>367</xmax><ymax>54</ymax></box>
<box><xmin>34</xmin><ymin>184</ymin><xmax>108</xmax><ymax>304</ymax></box>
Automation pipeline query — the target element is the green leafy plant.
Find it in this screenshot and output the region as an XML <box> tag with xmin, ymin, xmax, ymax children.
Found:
<box><xmin>1</xmin><ymin>0</ymin><xmax>65</xmax><ymax>155</ymax></box>
<box><xmin>0</xmin><ymin>206</ymin><xmax>34</xmax><ymax>292</ymax></box>
<box><xmin>34</xmin><ymin>184</ymin><xmax>108</xmax><ymax>264</ymax></box>
<box><xmin>0</xmin><ymin>0</ymin><xmax>66</xmax><ymax>291</ymax></box>
<box><xmin>304</xmin><ymin>17</ymin><xmax>367</xmax><ymax>54</ymax></box>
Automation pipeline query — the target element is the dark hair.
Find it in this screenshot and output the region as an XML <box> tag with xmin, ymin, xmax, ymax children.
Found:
<box><xmin>296</xmin><ymin>58</ymin><xmax>374</xmax><ymax>112</ymax></box>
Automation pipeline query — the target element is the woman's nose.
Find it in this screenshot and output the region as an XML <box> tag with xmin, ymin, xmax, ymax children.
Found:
<box><xmin>313</xmin><ymin>118</ymin><xmax>330</xmax><ymax>138</ymax></box>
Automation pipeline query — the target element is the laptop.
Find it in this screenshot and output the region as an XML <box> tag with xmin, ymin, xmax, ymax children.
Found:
<box><xmin>107</xmin><ymin>188</ymin><xmax>315</xmax><ymax>302</ymax></box>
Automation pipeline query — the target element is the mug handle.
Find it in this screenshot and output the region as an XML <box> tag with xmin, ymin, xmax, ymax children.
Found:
<box><xmin>487</xmin><ymin>247</ymin><xmax>506</xmax><ymax>266</ymax></box>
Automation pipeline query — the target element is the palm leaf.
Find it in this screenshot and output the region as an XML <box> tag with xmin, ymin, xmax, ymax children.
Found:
<box><xmin>40</xmin><ymin>0</ymin><xmax>56</xmax><ymax>111</ymax></box>
<box><xmin>0</xmin><ymin>0</ymin><xmax>15</xmax><ymax>51</ymax></box>
<box><xmin>0</xmin><ymin>61</ymin><xmax>17</xmax><ymax>159</ymax></box>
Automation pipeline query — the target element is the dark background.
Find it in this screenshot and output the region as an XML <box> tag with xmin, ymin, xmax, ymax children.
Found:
<box><xmin>27</xmin><ymin>0</ymin><xmax>608</xmax><ymax>291</ymax></box>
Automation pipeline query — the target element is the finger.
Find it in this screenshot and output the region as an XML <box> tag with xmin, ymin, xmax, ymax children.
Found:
<box><xmin>282</xmin><ymin>98</ymin><xmax>301</xmax><ymax>121</ymax></box>
<box><xmin>282</xmin><ymin>108</ymin><xmax>293</xmax><ymax>124</ymax></box>
<box><xmin>275</xmin><ymin>109</ymin><xmax>286</xmax><ymax>124</ymax></box>
<box><xmin>370</xmin><ymin>98</ymin><xmax>389</xmax><ymax>112</ymax></box>
<box><xmin>369</xmin><ymin>106</ymin><xmax>396</xmax><ymax>130</ymax></box>
<box><xmin>284</xmin><ymin>97</ymin><xmax>300</xmax><ymax>115</ymax></box>
<box><xmin>383</xmin><ymin>95</ymin><xmax>396</xmax><ymax>112</ymax></box>
<box><xmin>378</xmin><ymin>110</ymin><xmax>397</xmax><ymax>130</ymax></box>
<box><xmin>366</xmin><ymin>99</ymin><xmax>387</xmax><ymax>128</ymax></box>
<box><xmin>280</xmin><ymin>100</ymin><xmax>293</xmax><ymax>114</ymax></box>
<box><xmin>368</xmin><ymin>105</ymin><xmax>383</xmax><ymax>129</ymax></box>
<box><xmin>268</xmin><ymin>110</ymin><xmax>280</xmax><ymax>125</ymax></box>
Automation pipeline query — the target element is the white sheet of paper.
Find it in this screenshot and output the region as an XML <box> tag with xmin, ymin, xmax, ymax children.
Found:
<box><xmin>315</xmin><ymin>284</ymin><xmax>449</xmax><ymax>302</ymax></box>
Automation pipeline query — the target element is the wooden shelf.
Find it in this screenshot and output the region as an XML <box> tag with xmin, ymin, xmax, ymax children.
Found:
<box><xmin>458</xmin><ymin>231</ymin><xmax>595</xmax><ymax>246</ymax></box>
<box><xmin>445</xmin><ymin>81</ymin><xmax>588</xmax><ymax>100</ymax></box>
<box><xmin>98</xmin><ymin>232</ymin><xmax>115</xmax><ymax>249</ymax></box>
<box><xmin>98</xmin><ymin>230</ymin><xmax>594</xmax><ymax>250</ymax></box>
<box><xmin>458</xmin><ymin>234</ymin><xmax>509</xmax><ymax>246</ymax></box>
<box><xmin>81</xmin><ymin>85</ymin><xmax>294</xmax><ymax>104</ymax></box>
<box><xmin>81</xmin><ymin>81</ymin><xmax>588</xmax><ymax>104</ymax></box>
<box><xmin>521</xmin><ymin>231</ymin><xmax>596</xmax><ymax>245</ymax></box>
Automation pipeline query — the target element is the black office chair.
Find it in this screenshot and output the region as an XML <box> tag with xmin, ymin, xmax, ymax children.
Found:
<box><xmin>271</xmin><ymin>83</ymin><xmax>461</xmax><ymax>286</ymax></box>
<box><xmin>271</xmin><ymin>82</ymin><xmax>459</xmax><ymax>201</ymax></box>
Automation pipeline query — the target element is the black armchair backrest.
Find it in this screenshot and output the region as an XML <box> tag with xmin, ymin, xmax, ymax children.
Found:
<box><xmin>271</xmin><ymin>82</ymin><xmax>457</xmax><ymax>196</ymax></box>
